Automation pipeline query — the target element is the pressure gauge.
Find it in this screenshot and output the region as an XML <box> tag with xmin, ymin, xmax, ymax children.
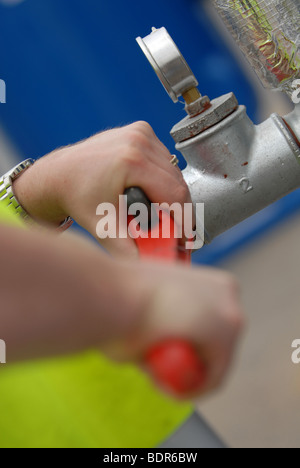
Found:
<box><xmin>136</xmin><ymin>27</ymin><xmax>199</xmax><ymax>103</ymax></box>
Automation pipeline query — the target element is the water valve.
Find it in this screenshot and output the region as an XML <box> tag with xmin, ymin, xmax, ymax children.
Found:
<box><xmin>136</xmin><ymin>26</ymin><xmax>300</xmax><ymax>246</ymax></box>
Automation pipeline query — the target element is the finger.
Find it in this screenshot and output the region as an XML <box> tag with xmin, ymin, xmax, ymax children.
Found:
<box><xmin>84</xmin><ymin>209</ymin><xmax>140</xmax><ymax>259</ymax></box>
<box><xmin>125</xmin><ymin>161</ymin><xmax>193</xmax><ymax>244</ymax></box>
<box><xmin>120</xmin><ymin>123</ymin><xmax>183</xmax><ymax>183</ymax></box>
<box><xmin>99</xmin><ymin>236</ymin><xmax>139</xmax><ymax>260</ymax></box>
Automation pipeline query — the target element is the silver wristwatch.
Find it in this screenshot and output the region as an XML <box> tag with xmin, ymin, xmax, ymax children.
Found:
<box><xmin>0</xmin><ymin>159</ymin><xmax>73</xmax><ymax>231</ymax></box>
<box><xmin>0</xmin><ymin>159</ymin><xmax>36</xmax><ymax>223</ymax></box>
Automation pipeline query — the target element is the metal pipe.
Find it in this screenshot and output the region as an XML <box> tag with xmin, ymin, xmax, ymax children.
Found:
<box><xmin>180</xmin><ymin>105</ymin><xmax>300</xmax><ymax>242</ymax></box>
<box><xmin>284</xmin><ymin>104</ymin><xmax>300</xmax><ymax>142</ymax></box>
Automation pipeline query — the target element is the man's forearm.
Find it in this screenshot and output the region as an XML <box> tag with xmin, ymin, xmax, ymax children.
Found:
<box><xmin>0</xmin><ymin>225</ymin><xmax>139</xmax><ymax>362</ymax></box>
<box><xmin>11</xmin><ymin>124</ymin><xmax>193</xmax><ymax>258</ymax></box>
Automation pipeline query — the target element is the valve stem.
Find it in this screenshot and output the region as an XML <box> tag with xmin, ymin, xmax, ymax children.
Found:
<box><xmin>182</xmin><ymin>88</ymin><xmax>201</xmax><ymax>105</ymax></box>
<box><xmin>183</xmin><ymin>87</ymin><xmax>211</xmax><ymax>118</ymax></box>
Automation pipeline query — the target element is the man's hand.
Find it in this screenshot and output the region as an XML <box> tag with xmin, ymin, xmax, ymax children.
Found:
<box><xmin>13</xmin><ymin>122</ymin><xmax>191</xmax><ymax>257</ymax></box>
<box><xmin>10</xmin><ymin>121</ymin><xmax>243</xmax><ymax>399</ymax></box>
<box><xmin>0</xmin><ymin>224</ymin><xmax>243</xmax><ymax>400</ymax></box>
<box><xmin>103</xmin><ymin>260</ymin><xmax>243</xmax><ymax>399</ymax></box>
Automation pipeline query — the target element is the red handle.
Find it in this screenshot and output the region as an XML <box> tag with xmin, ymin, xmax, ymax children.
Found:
<box><xmin>126</xmin><ymin>187</ymin><xmax>207</xmax><ymax>396</ymax></box>
<box><xmin>146</xmin><ymin>340</ymin><xmax>206</xmax><ymax>396</ymax></box>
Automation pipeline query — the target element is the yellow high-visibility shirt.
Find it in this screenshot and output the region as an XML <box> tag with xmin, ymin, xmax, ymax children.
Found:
<box><xmin>0</xmin><ymin>201</ymin><xmax>191</xmax><ymax>448</ymax></box>
<box><xmin>0</xmin><ymin>200</ymin><xmax>23</xmax><ymax>227</ymax></box>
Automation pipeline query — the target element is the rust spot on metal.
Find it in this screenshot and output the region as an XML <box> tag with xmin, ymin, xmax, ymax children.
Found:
<box><xmin>224</xmin><ymin>174</ymin><xmax>228</xmax><ymax>179</ymax></box>
<box><xmin>242</xmin><ymin>162</ymin><xmax>249</xmax><ymax>166</ymax></box>
<box><xmin>283</xmin><ymin>119</ymin><xmax>300</xmax><ymax>149</ymax></box>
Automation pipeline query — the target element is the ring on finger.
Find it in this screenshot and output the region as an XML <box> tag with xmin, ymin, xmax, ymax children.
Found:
<box><xmin>170</xmin><ymin>155</ymin><xmax>179</xmax><ymax>167</ymax></box>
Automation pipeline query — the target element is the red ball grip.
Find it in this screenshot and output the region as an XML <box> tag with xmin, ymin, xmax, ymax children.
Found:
<box><xmin>145</xmin><ymin>339</ymin><xmax>206</xmax><ymax>396</ymax></box>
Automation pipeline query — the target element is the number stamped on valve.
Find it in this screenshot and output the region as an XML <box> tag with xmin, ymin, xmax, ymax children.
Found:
<box><xmin>239</xmin><ymin>177</ymin><xmax>253</xmax><ymax>194</ymax></box>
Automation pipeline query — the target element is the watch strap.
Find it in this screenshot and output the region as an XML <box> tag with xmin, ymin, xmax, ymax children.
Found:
<box><xmin>0</xmin><ymin>159</ymin><xmax>36</xmax><ymax>223</ymax></box>
<box><xmin>0</xmin><ymin>159</ymin><xmax>73</xmax><ymax>232</ymax></box>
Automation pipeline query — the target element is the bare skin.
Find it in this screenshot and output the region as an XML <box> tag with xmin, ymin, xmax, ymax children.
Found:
<box><xmin>14</xmin><ymin>122</ymin><xmax>193</xmax><ymax>257</ymax></box>
<box><xmin>0</xmin><ymin>224</ymin><xmax>242</xmax><ymax>398</ymax></box>
<box><xmin>0</xmin><ymin>121</ymin><xmax>244</xmax><ymax>399</ymax></box>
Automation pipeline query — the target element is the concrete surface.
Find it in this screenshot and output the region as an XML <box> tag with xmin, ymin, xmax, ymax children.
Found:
<box><xmin>198</xmin><ymin>216</ymin><xmax>300</xmax><ymax>448</ymax></box>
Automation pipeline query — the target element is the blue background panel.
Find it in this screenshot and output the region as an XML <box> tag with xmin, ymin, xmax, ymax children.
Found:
<box><xmin>0</xmin><ymin>0</ymin><xmax>258</xmax><ymax>159</ymax></box>
<box><xmin>0</xmin><ymin>0</ymin><xmax>298</xmax><ymax>263</ymax></box>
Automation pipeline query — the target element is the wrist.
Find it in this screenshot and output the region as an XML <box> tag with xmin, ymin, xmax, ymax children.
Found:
<box><xmin>105</xmin><ymin>260</ymin><xmax>149</xmax><ymax>341</ymax></box>
<box><xmin>13</xmin><ymin>152</ymin><xmax>69</xmax><ymax>228</ymax></box>
<box><xmin>96</xmin><ymin>259</ymin><xmax>154</xmax><ymax>360</ymax></box>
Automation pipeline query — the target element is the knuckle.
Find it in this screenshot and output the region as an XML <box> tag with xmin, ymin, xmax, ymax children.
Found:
<box><xmin>118</xmin><ymin>148</ymin><xmax>145</xmax><ymax>169</ymax></box>
<box><xmin>235</xmin><ymin>310</ymin><xmax>245</xmax><ymax>332</ymax></box>
<box><xmin>174</xmin><ymin>182</ymin><xmax>191</xmax><ymax>203</ymax></box>
<box><xmin>227</xmin><ymin>302</ymin><xmax>244</xmax><ymax>336</ymax></box>
<box><xmin>131</xmin><ymin>121</ymin><xmax>154</xmax><ymax>135</ymax></box>
<box><xmin>230</xmin><ymin>309</ymin><xmax>244</xmax><ymax>336</ymax></box>
<box><xmin>124</xmin><ymin>123</ymin><xmax>154</xmax><ymax>152</ymax></box>
<box><xmin>218</xmin><ymin>274</ymin><xmax>244</xmax><ymax>334</ymax></box>
<box><xmin>127</xmin><ymin>130</ymin><xmax>150</xmax><ymax>151</ymax></box>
